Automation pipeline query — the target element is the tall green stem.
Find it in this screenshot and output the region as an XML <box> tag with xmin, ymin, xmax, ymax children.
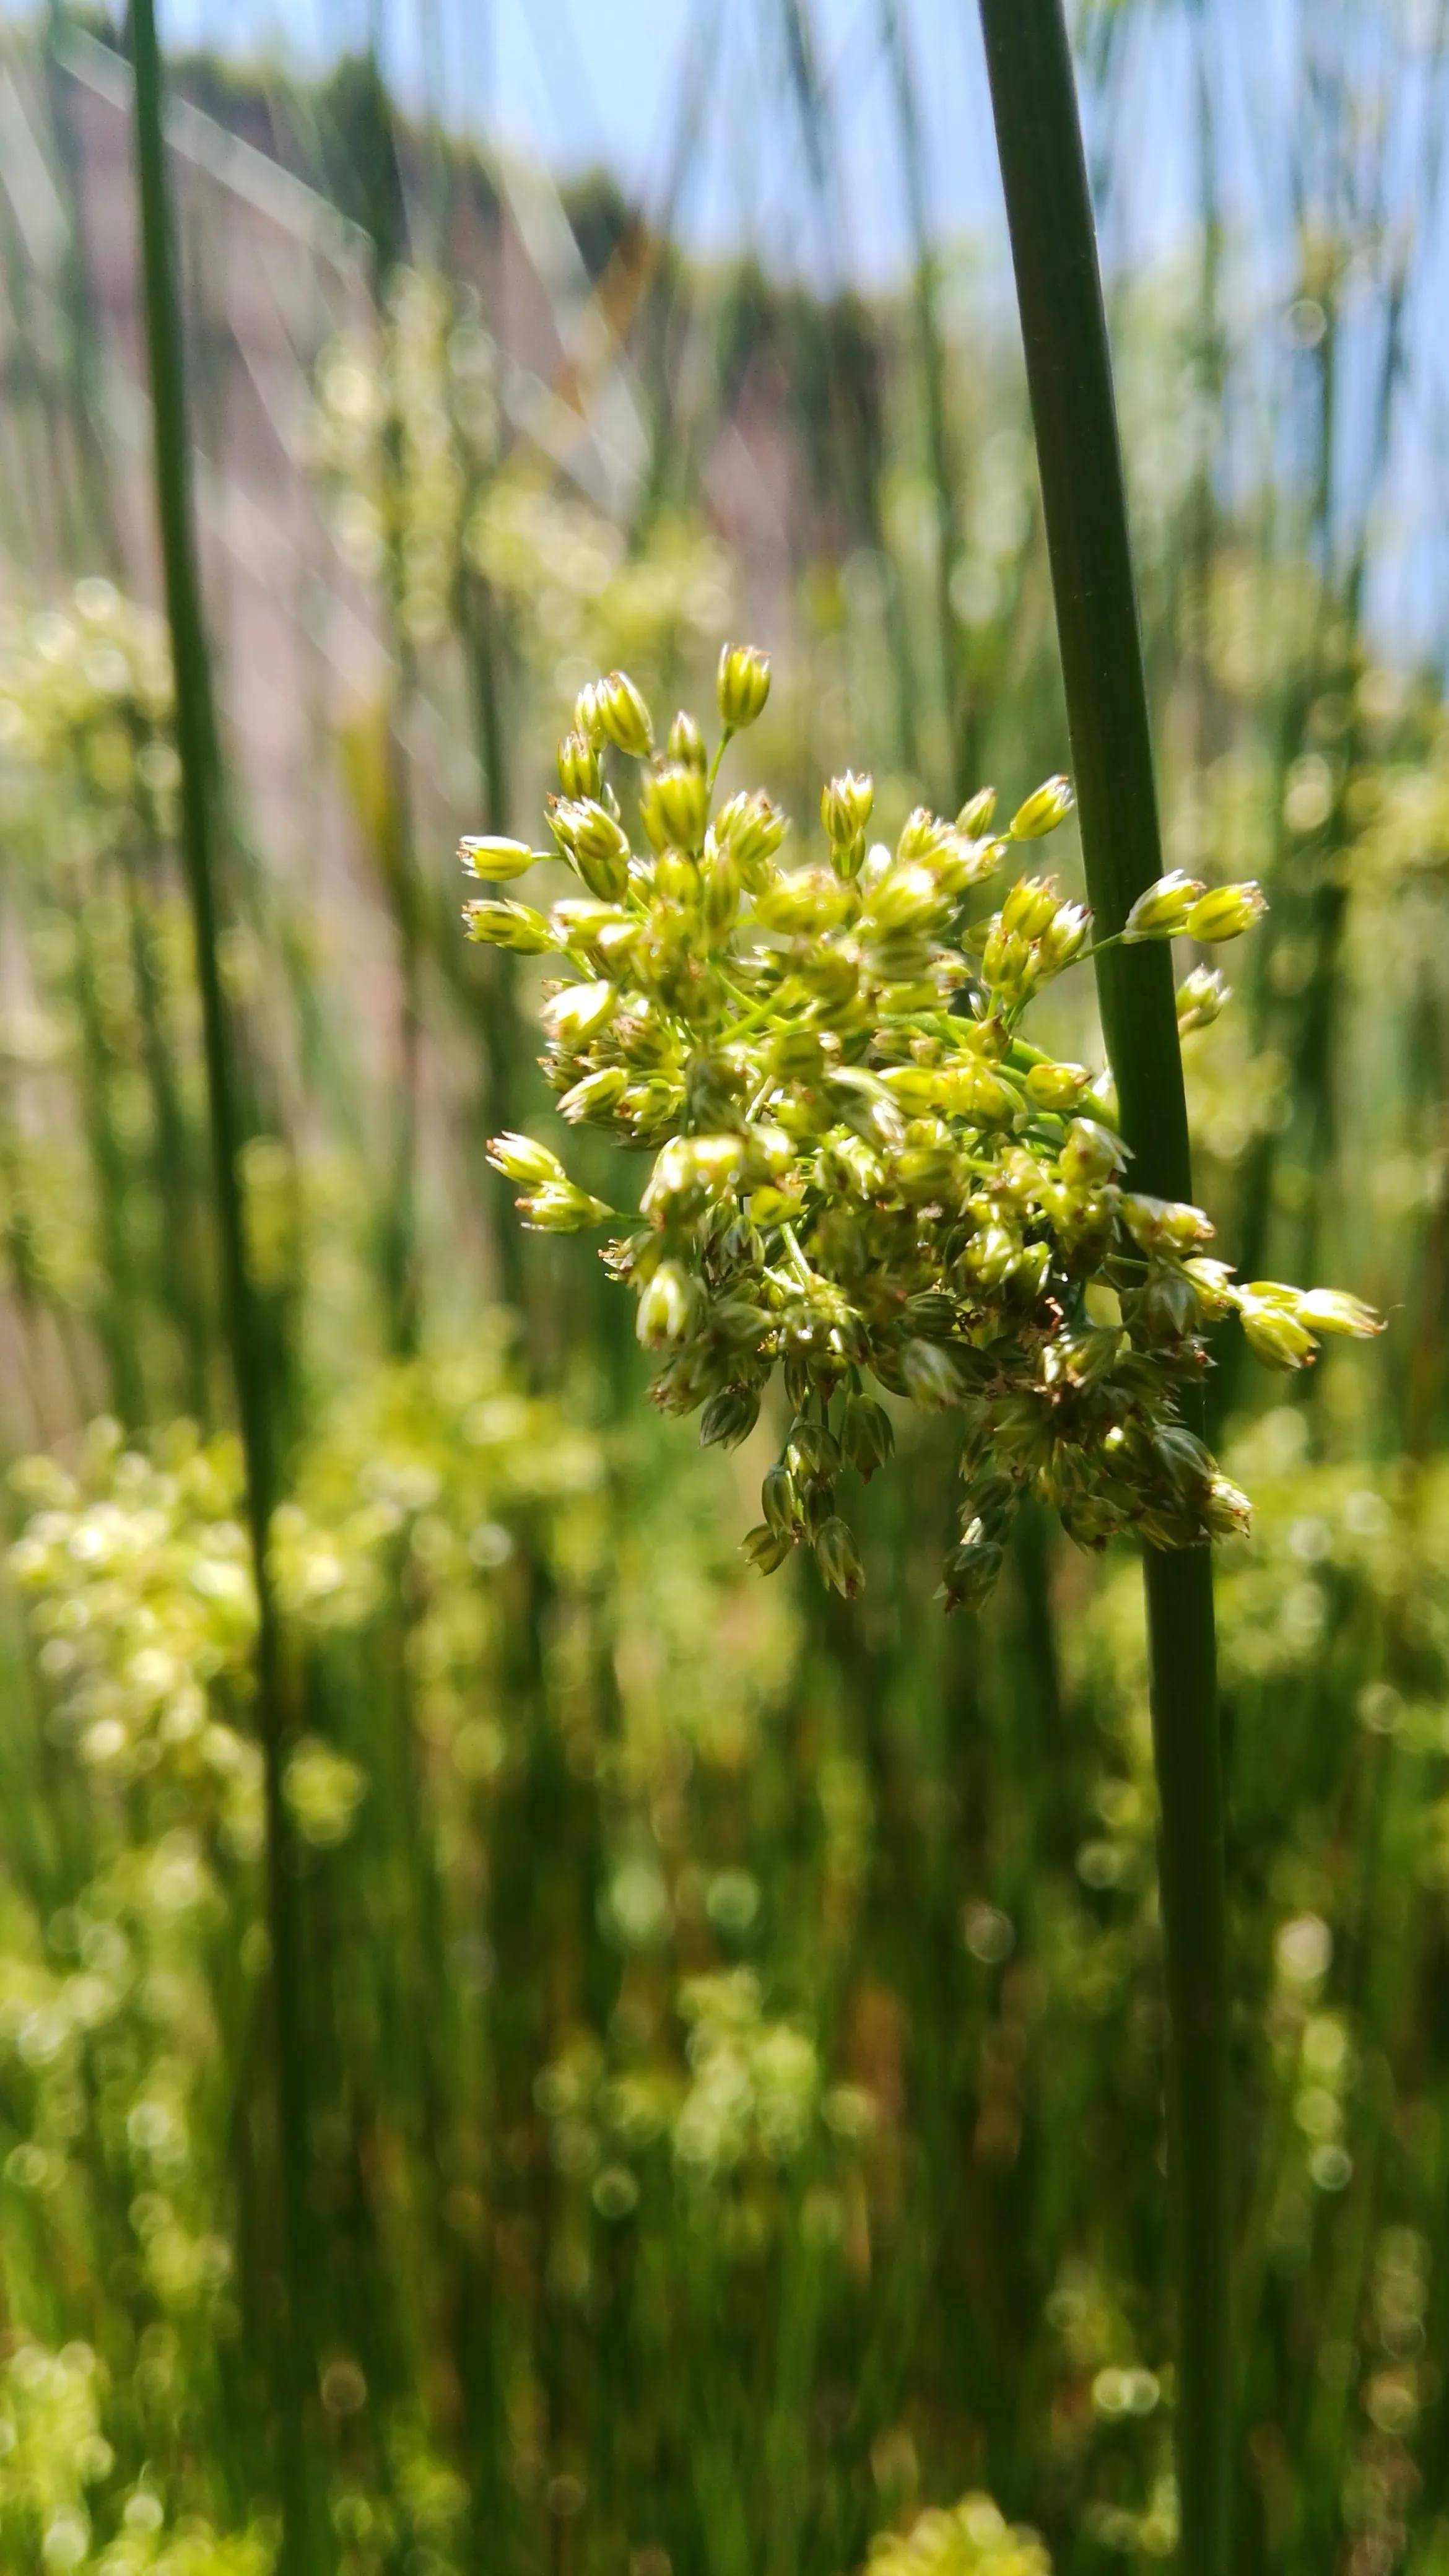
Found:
<box><xmin>127</xmin><ymin>6</ymin><xmax>315</xmax><ymax>2563</ymax></box>
<box><xmin>975</xmin><ymin>6</ymin><xmax>1230</xmax><ymax>2569</ymax></box>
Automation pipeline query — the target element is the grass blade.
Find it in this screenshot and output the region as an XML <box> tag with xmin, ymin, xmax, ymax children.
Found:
<box><xmin>126</xmin><ymin>2</ymin><xmax>315</xmax><ymax>2561</ymax></box>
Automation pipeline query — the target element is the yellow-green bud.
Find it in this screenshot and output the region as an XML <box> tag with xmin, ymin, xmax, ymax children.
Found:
<box><xmin>956</xmin><ymin>786</ymin><xmax>997</xmax><ymax>835</ymax></box>
<box><xmin>821</xmin><ymin>770</ymin><xmax>874</xmax><ymax>848</ymax></box>
<box><xmin>458</xmin><ymin>834</ymin><xmax>537</xmax><ymax>881</ymax></box>
<box><xmin>714</xmin><ymin>788</ymin><xmax>788</xmax><ymax>881</ymax></box>
<box><xmin>550</xmin><ymin>797</ymin><xmax>632</xmax><ymax>901</ymax></box>
<box><xmin>636</xmin><ymin>1260</ymin><xmax>695</xmax><ymax>1350</ymax></box>
<box><xmin>1001</xmin><ymin>874</ymin><xmax>1059</xmax><ymax>938</ymax></box>
<box><xmin>558</xmin><ymin>1066</ymin><xmax>629</xmax><ymax>1124</ymax></box>
<box><xmin>1176</xmin><ymin>965</ymin><xmax>1230</xmax><ymax>1032</ymax></box>
<box><xmin>540</xmin><ymin>978</ymin><xmax>617</xmax><ymax>1046</ymax></box>
<box><xmin>1123</xmin><ymin>871</ymin><xmax>1204</xmax><ymax>941</ymax></box>
<box><xmin>1297</xmin><ymin>1288</ymin><xmax>1382</xmax><ymax>1338</ymax></box>
<box><xmin>640</xmin><ymin>760</ymin><xmax>710</xmax><ymax>853</ymax></box>
<box><xmin>702</xmin><ymin>846</ymin><xmax>741</xmax><ymax>936</ymax></box>
<box><xmin>668</xmin><ymin>708</ymin><xmax>708</xmax><ymax>770</ymax></box>
<box><xmin>598</xmin><ymin>669</ymin><xmax>653</xmax><ymax>758</ymax></box>
<box><xmin>1008</xmin><ymin>775</ymin><xmax>1074</xmax><ymax>838</ymax></box>
<box><xmin>1024</xmin><ymin>1059</ymin><xmax>1090</xmax><ymax>1112</ymax></box>
<box><xmin>463</xmin><ymin>899</ymin><xmax>554</xmax><ymax>952</ymax></box>
<box><xmin>487</xmin><ymin>1131</ymin><xmax>565</xmax><ymax>1190</ymax></box>
<box><xmin>518</xmin><ymin>1184</ymin><xmax>614</xmax><ymax>1232</ymax></box>
<box><xmin>1238</xmin><ymin>1290</ymin><xmax>1316</xmax><ymax>1368</ymax></box>
<box><xmin>556</xmin><ymin>730</ymin><xmax>602</xmax><ymax>799</ymax></box>
<box><xmin>716</xmin><ymin>642</ymin><xmax>772</xmax><ymax>731</ymax></box>
<box><xmin>1184</xmin><ymin>881</ymin><xmax>1268</xmax><ymax>942</ymax></box>
<box><xmin>1061</xmin><ymin>1118</ymin><xmax>1126</xmax><ymax>1185</ymax></box>
<box><xmin>1038</xmin><ymin>900</ymin><xmax>1092</xmax><ymax>972</ymax></box>
<box><xmin>1120</xmin><ymin>1194</ymin><xmax>1214</xmax><ymax>1253</ymax></box>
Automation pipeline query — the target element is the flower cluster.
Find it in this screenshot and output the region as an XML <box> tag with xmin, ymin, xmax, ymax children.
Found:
<box><xmin>0</xmin><ymin>579</ymin><xmax>176</xmax><ymax>853</ymax></box>
<box><xmin>472</xmin><ymin>651</ymin><xmax>1382</xmax><ymax>1606</ymax></box>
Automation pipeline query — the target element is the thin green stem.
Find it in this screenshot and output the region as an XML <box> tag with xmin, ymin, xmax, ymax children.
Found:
<box><xmin>127</xmin><ymin>6</ymin><xmax>315</xmax><ymax>2564</ymax></box>
<box><xmin>975</xmin><ymin>5</ymin><xmax>1230</xmax><ymax>2570</ymax></box>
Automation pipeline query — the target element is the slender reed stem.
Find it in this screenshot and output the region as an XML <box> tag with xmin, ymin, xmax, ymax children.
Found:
<box><xmin>126</xmin><ymin>6</ymin><xmax>315</xmax><ymax>2563</ymax></box>
<box><xmin>975</xmin><ymin>5</ymin><xmax>1230</xmax><ymax>2568</ymax></box>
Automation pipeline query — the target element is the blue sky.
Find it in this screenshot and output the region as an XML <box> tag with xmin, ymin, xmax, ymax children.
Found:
<box><xmin>151</xmin><ymin>0</ymin><xmax>1204</xmax><ymax>288</ymax></box>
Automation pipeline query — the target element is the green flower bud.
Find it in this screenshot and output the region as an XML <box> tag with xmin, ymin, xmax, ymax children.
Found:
<box><xmin>788</xmin><ymin>1421</ymin><xmax>842</xmax><ymax>1481</ymax></box>
<box><xmin>1120</xmin><ymin>1194</ymin><xmax>1214</xmax><ymax>1253</ymax></box>
<box><xmin>702</xmin><ymin>846</ymin><xmax>741</xmax><ymax>937</ymax></box>
<box><xmin>901</xmin><ymin>1340</ymin><xmax>962</xmax><ymax>1408</ymax></box>
<box><xmin>1008</xmin><ymin>775</ymin><xmax>1074</xmax><ymax>838</ymax></box>
<box><xmin>1037</xmin><ymin>900</ymin><xmax>1092</xmax><ymax>972</ymax></box>
<box><xmin>1183</xmin><ymin>881</ymin><xmax>1268</xmax><ymax>943</ymax></box>
<box><xmin>840</xmin><ymin>1394</ymin><xmax>894</xmax><ymax>1478</ymax></box>
<box><xmin>558</xmin><ymin>1066</ymin><xmax>630</xmax><ymax>1124</ymax></box>
<box><xmin>541</xmin><ymin>978</ymin><xmax>618</xmax><ymax>1046</ymax></box>
<box><xmin>1176</xmin><ymin>965</ymin><xmax>1230</xmax><ymax>1032</ymax></box>
<box><xmin>1061</xmin><ymin>1118</ymin><xmax>1126</xmax><ymax>1185</ymax></box>
<box><xmin>518</xmin><ymin>1185</ymin><xmax>614</xmax><ymax>1232</ymax></box>
<box><xmin>716</xmin><ymin>642</ymin><xmax>772</xmax><ymax>731</ymax></box>
<box><xmin>1001</xmin><ymin>874</ymin><xmax>1059</xmax><ymax>938</ymax></box>
<box><xmin>1238</xmin><ymin>1290</ymin><xmax>1316</xmax><ymax>1368</ymax></box>
<box><xmin>1024</xmin><ymin>1059</ymin><xmax>1090</xmax><ymax>1112</ymax></box>
<box><xmin>640</xmin><ymin>761</ymin><xmax>710</xmax><ymax>854</ymax></box>
<box><xmin>897</xmin><ymin>807</ymin><xmax>952</xmax><ymax>863</ymax></box>
<box><xmin>573</xmin><ymin>679</ymin><xmax>610</xmax><ymax>747</ymax></box>
<box><xmin>742</xmin><ymin>1522</ymin><xmax>791</xmax><ymax>1575</ymax></box>
<box><xmin>755</xmin><ymin>868</ymin><xmax>855</xmax><ymax>936</ymax></box>
<box><xmin>598</xmin><ymin>669</ymin><xmax>654</xmax><ymax>757</ymax></box>
<box><xmin>941</xmin><ymin>1534</ymin><xmax>1004</xmax><ymax>1613</ymax></box>
<box><xmin>1122</xmin><ymin>871</ymin><xmax>1204</xmax><ymax>941</ymax></box>
<box><xmin>964</xmin><ymin>1223</ymin><xmax>1019</xmax><ymax>1287</ymax></box>
<box><xmin>955</xmin><ymin>786</ymin><xmax>998</xmax><ymax>835</ymax></box>
<box><xmin>1204</xmin><ymin>1474</ymin><xmax>1251</xmax><ymax>1539</ymax></box>
<box><xmin>700</xmin><ymin>1387</ymin><xmax>761</xmax><ymax>1449</ymax></box>
<box><xmin>556</xmin><ymin>730</ymin><xmax>603</xmax><ymax>799</ymax></box>
<box><xmin>714</xmin><ymin>788</ymin><xmax>788</xmax><ymax>880</ymax></box>
<box><xmin>668</xmin><ymin>708</ymin><xmax>708</xmax><ymax>770</ymax></box>
<box><xmin>762</xmin><ymin>1461</ymin><xmax>800</xmax><ymax>1536</ymax></box>
<box><xmin>487</xmin><ymin>1131</ymin><xmax>566</xmax><ymax>1189</ymax></box>
<box><xmin>1297</xmin><ymin>1288</ymin><xmax>1382</xmax><ymax>1338</ymax></box>
<box><xmin>459</xmin><ymin>834</ymin><xmax>539</xmax><ymax>881</ymax></box>
<box><xmin>549</xmin><ymin>797</ymin><xmax>632</xmax><ymax>901</ymax></box>
<box><xmin>637</xmin><ymin>1260</ymin><xmax>695</xmax><ymax>1351</ymax></box>
<box><xmin>821</xmin><ymin>770</ymin><xmax>874</xmax><ymax>851</ymax></box>
<box><xmin>463</xmin><ymin>899</ymin><xmax>554</xmax><ymax>952</ymax></box>
<box><xmin>814</xmin><ymin>1515</ymin><xmax>863</xmax><ymax>1598</ymax></box>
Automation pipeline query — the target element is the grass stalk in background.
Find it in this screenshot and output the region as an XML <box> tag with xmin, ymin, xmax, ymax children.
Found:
<box><xmin>975</xmin><ymin>4</ymin><xmax>1231</xmax><ymax>2569</ymax></box>
<box><xmin>126</xmin><ymin>3</ymin><xmax>315</xmax><ymax>2562</ymax></box>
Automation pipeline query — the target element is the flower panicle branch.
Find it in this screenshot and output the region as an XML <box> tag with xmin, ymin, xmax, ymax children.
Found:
<box><xmin>467</xmin><ymin>647</ymin><xmax>1381</xmax><ymax>1607</ymax></box>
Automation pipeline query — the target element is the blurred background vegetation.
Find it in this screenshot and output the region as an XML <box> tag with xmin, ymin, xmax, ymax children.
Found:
<box><xmin>0</xmin><ymin>2</ymin><xmax>1447</xmax><ymax>2570</ymax></box>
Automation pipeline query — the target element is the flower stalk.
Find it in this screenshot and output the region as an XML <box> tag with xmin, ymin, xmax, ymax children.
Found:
<box><xmin>128</xmin><ymin>3</ymin><xmax>313</xmax><ymax>2562</ymax></box>
<box><xmin>975</xmin><ymin>1</ymin><xmax>1230</xmax><ymax>2565</ymax></box>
